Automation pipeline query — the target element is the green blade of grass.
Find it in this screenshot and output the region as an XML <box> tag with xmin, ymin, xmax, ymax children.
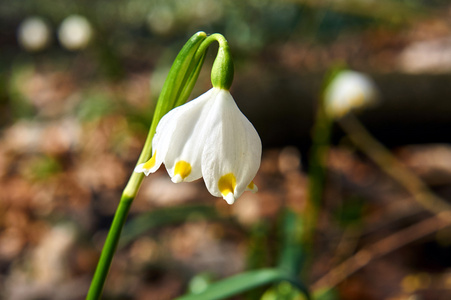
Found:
<box><xmin>175</xmin><ymin>268</ymin><xmax>310</xmax><ymax>300</ymax></box>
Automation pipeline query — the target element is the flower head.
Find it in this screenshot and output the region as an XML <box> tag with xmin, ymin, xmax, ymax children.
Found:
<box><xmin>135</xmin><ymin>87</ymin><xmax>261</xmax><ymax>204</ymax></box>
<box><xmin>58</xmin><ymin>15</ymin><xmax>93</xmax><ymax>50</ymax></box>
<box><xmin>18</xmin><ymin>17</ymin><xmax>52</xmax><ymax>52</ymax></box>
<box><xmin>324</xmin><ymin>70</ymin><xmax>378</xmax><ymax>119</ymax></box>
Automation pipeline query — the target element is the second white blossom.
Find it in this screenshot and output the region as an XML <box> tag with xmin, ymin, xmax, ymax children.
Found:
<box><xmin>324</xmin><ymin>70</ymin><xmax>378</xmax><ymax>119</ymax></box>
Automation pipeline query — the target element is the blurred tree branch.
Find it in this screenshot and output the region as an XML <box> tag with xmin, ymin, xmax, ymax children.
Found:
<box><xmin>313</xmin><ymin>211</ymin><xmax>451</xmax><ymax>290</ymax></box>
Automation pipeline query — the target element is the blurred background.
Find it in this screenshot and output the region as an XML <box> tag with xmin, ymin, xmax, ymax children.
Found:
<box><xmin>1</xmin><ymin>0</ymin><xmax>451</xmax><ymax>299</ymax></box>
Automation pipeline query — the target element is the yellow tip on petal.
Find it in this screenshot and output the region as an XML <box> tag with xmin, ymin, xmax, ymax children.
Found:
<box><xmin>173</xmin><ymin>160</ymin><xmax>192</xmax><ymax>182</ymax></box>
<box><xmin>246</xmin><ymin>181</ymin><xmax>258</xmax><ymax>193</ymax></box>
<box><xmin>218</xmin><ymin>173</ymin><xmax>237</xmax><ymax>201</ymax></box>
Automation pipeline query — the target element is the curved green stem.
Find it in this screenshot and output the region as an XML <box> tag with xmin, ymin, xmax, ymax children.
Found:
<box><xmin>195</xmin><ymin>33</ymin><xmax>234</xmax><ymax>90</ymax></box>
<box><xmin>194</xmin><ymin>34</ymin><xmax>229</xmax><ymax>62</ymax></box>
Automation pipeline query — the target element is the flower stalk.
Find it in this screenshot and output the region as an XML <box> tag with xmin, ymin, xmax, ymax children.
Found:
<box><xmin>86</xmin><ymin>31</ymin><xmax>207</xmax><ymax>300</ymax></box>
<box><xmin>87</xmin><ymin>31</ymin><xmax>260</xmax><ymax>299</ymax></box>
<box><xmin>195</xmin><ymin>33</ymin><xmax>234</xmax><ymax>90</ymax></box>
<box><xmin>86</xmin><ymin>194</ymin><xmax>133</xmax><ymax>300</ymax></box>
<box><xmin>277</xmin><ymin>69</ymin><xmax>336</xmax><ymax>280</ymax></box>
<box><xmin>303</xmin><ymin>100</ymin><xmax>333</xmax><ymax>248</ymax></box>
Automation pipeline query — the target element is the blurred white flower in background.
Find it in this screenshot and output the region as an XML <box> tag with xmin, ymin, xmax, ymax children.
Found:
<box><xmin>58</xmin><ymin>15</ymin><xmax>93</xmax><ymax>51</ymax></box>
<box><xmin>324</xmin><ymin>70</ymin><xmax>378</xmax><ymax>119</ymax></box>
<box><xmin>188</xmin><ymin>0</ymin><xmax>223</xmax><ymax>24</ymax></box>
<box><xmin>146</xmin><ymin>0</ymin><xmax>224</xmax><ymax>36</ymax></box>
<box><xmin>17</xmin><ymin>17</ymin><xmax>52</xmax><ymax>52</ymax></box>
<box><xmin>146</xmin><ymin>5</ymin><xmax>174</xmax><ymax>35</ymax></box>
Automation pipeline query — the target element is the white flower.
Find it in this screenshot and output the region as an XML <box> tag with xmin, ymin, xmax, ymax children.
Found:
<box><xmin>324</xmin><ymin>70</ymin><xmax>378</xmax><ymax>118</ymax></box>
<box><xmin>146</xmin><ymin>6</ymin><xmax>174</xmax><ymax>35</ymax></box>
<box><xmin>18</xmin><ymin>17</ymin><xmax>52</xmax><ymax>52</ymax></box>
<box><xmin>135</xmin><ymin>87</ymin><xmax>261</xmax><ymax>204</ymax></box>
<box><xmin>58</xmin><ymin>15</ymin><xmax>93</xmax><ymax>50</ymax></box>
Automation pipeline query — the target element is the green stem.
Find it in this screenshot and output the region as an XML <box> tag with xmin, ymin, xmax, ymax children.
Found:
<box><xmin>86</xmin><ymin>194</ymin><xmax>134</xmax><ymax>299</ymax></box>
<box><xmin>277</xmin><ymin>67</ymin><xmax>343</xmax><ymax>280</ymax></box>
<box><xmin>194</xmin><ymin>34</ymin><xmax>228</xmax><ymax>62</ymax></box>
<box><xmin>297</xmin><ymin>96</ymin><xmax>334</xmax><ymax>280</ymax></box>
<box><xmin>195</xmin><ymin>33</ymin><xmax>234</xmax><ymax>90</ymax></box>
<box><xmin>277</xmin><ymin>76</ymin><xmax>335</xmax><ymax>282</ymax></box>
<box><xmin>305</xmin><ymin>106</ymin><xmax>333</xmax><ymax>244</ymax></box>
<box><xmin>276</xmin><ymin>96</ymin><xmax>333</xmax><ymax>282</ymax></box>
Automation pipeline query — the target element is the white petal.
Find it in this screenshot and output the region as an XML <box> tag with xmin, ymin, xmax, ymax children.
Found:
<box><xmin>201</xmin><ymin>89</ymin><xmax>262</xmax><ymax>202</ymax></box>
<box><xmin>145</xmin><ymin>90</ymin><xmax>213</xmax><ymax>177</ymax></box>
<box><xmin>162</xmin><ymin>88</ymin><xmax>216</xmax><ymax>182</ymax></box>
<box><xmin>135</xmin><ymin>108</ymin><xmax>182</xmax><ymax>175</ymax></box>
<box><xmin>137</xmin><ymin>118</ymin><xmax>179</xmax><ymax>176</ymax></box>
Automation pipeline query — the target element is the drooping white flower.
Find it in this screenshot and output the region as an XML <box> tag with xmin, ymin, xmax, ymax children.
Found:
<box><xmin>58</xmin><ymin>15</ymin><xmax>92</xmax><ymax>50</ymax></box>
<box><xmin>17</xmin><ymin>17</ymin><xmax>52</xmax><ymax>52</ymax></box>
<box><xmin>135</xmin><ymin>87</ymin><xmax>261</xmax><ymax>204</ymax></box>
<box><xmin>324</xmin><ymin>70</ymin><xmax>378</xmax><ymax>119</ymax></box>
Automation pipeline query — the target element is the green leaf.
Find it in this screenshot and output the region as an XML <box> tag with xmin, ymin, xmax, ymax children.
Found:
<box><xmin>175</xmin><ymin>268</ymin><xmax>310</xmax><ymax>300</ymax></box>
<box><xmin>148</xmin><ymin>31</ymin><xmax>207</xmax><ymax>142</ymax></box>
<box><xmin>176</xmin><ymin>50</ymin><xmax>206</xmax><ymax>107</ymax></box>
<box><xmin>131</xmin><ymin>31</ymin><xmax>207</xmax><ymax>177</ymax></box>
<box><xmin>188</xmin><ymin>272</ymin><xmax>215</xmax><ymax>294</ymax></box>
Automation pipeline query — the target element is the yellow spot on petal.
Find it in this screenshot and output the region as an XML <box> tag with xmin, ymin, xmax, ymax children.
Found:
<box><xmin>174</xmin><ymin>160</ymin><xmax>192</xmax><ymax>181</ymax></box>
<box><xmin>246</xmin><ymin>181</ymin><xmax>258</xmax><ymax>193</ymax></box>
<box><xmin>218</xmin><ymin>173</ymin><xmax>237</xmax><ymax>198</ymax></box>
<box><xmin>143</xmin><ymin>151</ymin><xmax>157</xmax><ymax>170</ymax></box>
